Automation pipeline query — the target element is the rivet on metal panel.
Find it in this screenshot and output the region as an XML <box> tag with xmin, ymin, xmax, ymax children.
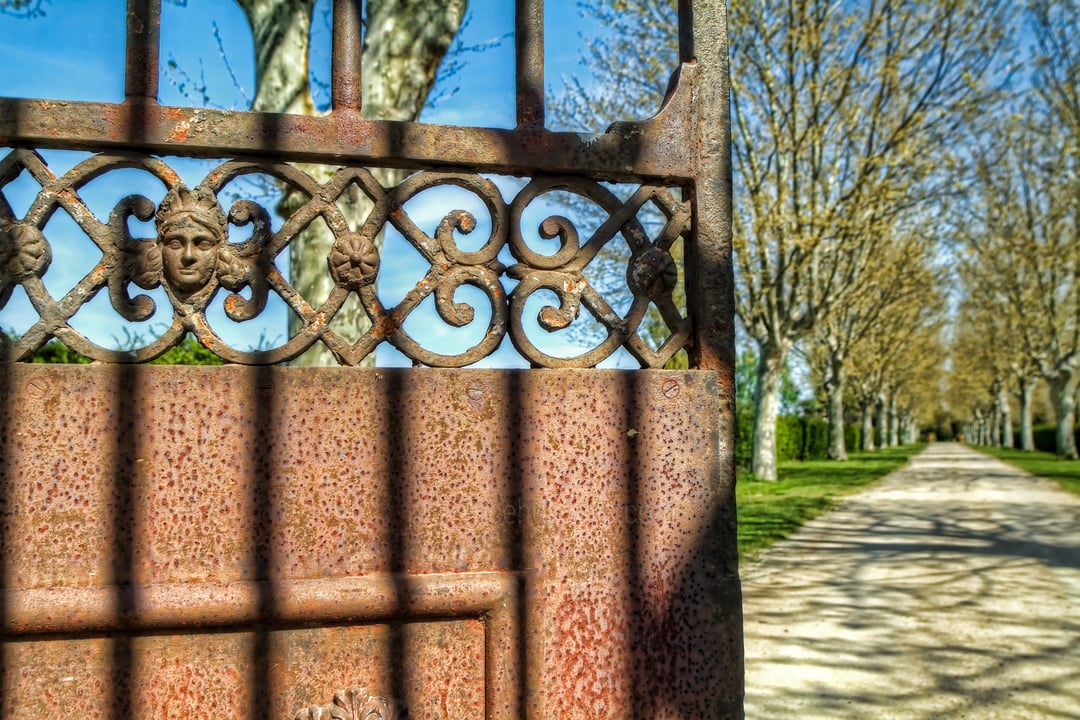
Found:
<box><xmin>466</xmin><ymin>382</ymin><xmax>485</xmax><ymax>405</ymax></box>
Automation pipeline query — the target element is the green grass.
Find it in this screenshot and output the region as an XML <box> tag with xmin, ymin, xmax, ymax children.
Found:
<box><xmin>977</xmin><ymin>446</ymin><xmax>1080</xmax><ymax>498</ymax></box>
<box><xmin>736</xmin><ymin>446</ymin><xmax>922</xmax><ymax>561</ymax></box>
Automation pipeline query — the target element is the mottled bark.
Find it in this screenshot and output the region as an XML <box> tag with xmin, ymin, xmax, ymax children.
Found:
<box><xmin>240</xmin><ymin>0</ymin><xmax>316</xmax><ymax>116</ymax></box>
<box><xmin>887</xmin><ymin>393</ymin><xmax>899</xmax><ymax>448</ymax></box>
<box><xmin>875</xmin><ymin>394</ymin><xmax>887</xmax><ymax>449</ymax></box>
<box><xmin>237</xmin><ymin>0</ymin><xmax>466</xmax><ymax>365</ymax></box>
<box><xmin>1049</xmin><ymin>374</ymin><xmax>1079</xmax><ymax>459</ymax></box>
<box><xmin>999</xmin><ymin>386</ymin><xmax>1013</xmax><ymax>449</ymax></box>
<box><xmin>1018</xmin><ymin>376</ymin><xmax>1037</xmax><ymax>451</ymax></box>
<box><xmin>901</xmin><ymin>412</ymin><xmax>918</xmax><ymax>445</ymax></box>
<box><xmin>989</xmin><ymin>396</ymin><xmax>1001</xmax><ymax>447</ymax></box>
<box><xmin>860</xmin><ymin>398</ymin><xmax>875</xmax><ymax>452</ymax></box>
<box><xmin>362</xmin><ymin>0</ymin><xmax>468</xmax><ymax>122</ymax></box>
<box><xmin>824</xmin><ymin>355</ymin><xmax>848</xmax><ymax>460</ymax></box>
<box><xmin>751</xmin><ymin>340</ymin><xmax>790</xmax><ymax>480</ymax></box>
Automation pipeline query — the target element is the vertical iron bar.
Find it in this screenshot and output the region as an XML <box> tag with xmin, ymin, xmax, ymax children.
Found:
<box><xmin>515</xmin><ymin>0</ymin><xmax>545</xmax><ymax>128</ymax></box>
<box><xmin>125</xmin><ymin>0</ymin><xmax>161</xmax><ymax>101</ymax></box>
<box><xmin>678</xmin><ymin>0</ymin><xmax>695</xmax><ymax>63</ymax></box>
<box><xmin>685</xmin><ymin>0</ymin><xmax>733</xmax><ymax>373</ymax></box>
<box><xmin>683</xmin><ymin>2</ymin><xmax>743</xmax><ymax>713</ymax></box>
<box><xmin>332</xmin><ymin>0</ymin><xmax>364</xmax><ymax>111</ymax></box>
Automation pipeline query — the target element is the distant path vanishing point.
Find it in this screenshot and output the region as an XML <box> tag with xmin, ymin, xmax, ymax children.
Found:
<box><xmin>742</xmin><ymin>442</ymin><xmax>1080</xmax><ymax>719</ymax></box>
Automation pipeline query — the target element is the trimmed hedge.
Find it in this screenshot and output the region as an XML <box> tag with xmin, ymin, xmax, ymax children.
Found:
<box><xmin>28</xmin><ymin>336</ymin><xmax>224</xmax><ymax>366</ymax></box>
<box><xmin>1028</xmin><ymin>424</ymin><xmax>1080</xmax><ymax>454</ymax></box>
<box><xmin>844</xmin><ymin>423</ymin><xmax>862</xmax><ymax>454</ymax></box>
<box><xmin>735</xmin><ymin>409</ymin><xmax>754</xmax><ymax>470</ymax></box>
<box><xmin>801</xmin><ymin>417</ymin><xmax>829</xmax><ymax>461</ymax></box>
<box><xmin>777</xmin><ymin>415</ymin><xmax>804</xmax><ymax>462</ymax></box>
<box><xmin>735</xmin><ymin>411</ymin><xmax>863</xmax><ymax>470</ymax></box>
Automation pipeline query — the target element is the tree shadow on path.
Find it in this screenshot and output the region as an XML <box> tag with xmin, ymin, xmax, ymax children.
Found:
<box><xmin>742</xmin><ymin>442</ymin><xmax>1080</xmax><ymax>720</ymax></box>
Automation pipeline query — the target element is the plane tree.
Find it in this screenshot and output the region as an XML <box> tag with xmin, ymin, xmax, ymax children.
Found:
<box><xmin>962</xmin><ymin>102</ymin><xmax>1079</xmax><ymax>456</ymax></box>
<box><xmin>807</xmin><ymin>224</ymin><xmax>938</xmax><ymax>459</ymax></box>
<box><xmin>954</xmin><ymin>252</ymin><xmax>1041</xmax><ymax>450</ymax></box>
<box><xmin>847</xmin><ymin>273</ymin><xmax>945</xmax><ymax>452</ymax></box>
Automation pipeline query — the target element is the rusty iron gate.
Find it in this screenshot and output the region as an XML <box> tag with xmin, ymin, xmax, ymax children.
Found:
<box><xmin>0</xmin><ymin>1</ymin><xmax>741</xmax><ymax>718</ymax></box>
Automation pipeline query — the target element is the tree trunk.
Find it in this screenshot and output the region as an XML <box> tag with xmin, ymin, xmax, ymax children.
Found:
<box><xmin>824</xmin><ymin>352</ymin><xmax>847</xmax><ymax>460</ymax></box>
<box><xmin>887</xmin><ymin>393</ymin><xmax>899</xmax><ymax>448</ymax></box>
<box><xmin>989</xmin><ymin>397</ymin><xmax>1001</xmax><ymax>447</ymax></box>
<box><xmin>999</xmin><ymin>387</ymin><xmax>1013</xmax><ymax>449</ymax></box>
<box><xmin>875</xmin><ymin>394</ymin><xmax>887</xmax><ymax>449</ymax></box>
<box><xmin>860</xmin><ymin>397</ymin><xmax>875</xmax><ymax>452</ymax></box>
<box><xmin>903</xmin><ymin>413</ymin><xmax>917</xmax><ymax>444</ymax></box>
<box><xmin>1049</xmin><ymin>374</ymin><xmax>1079</xmax><ymax>459</ymax></box>
<box><xmin>751</xmin><ymin>340</ymin><xmax>790</xmax><ymax>481</ymax></box>
<box><xmin>238</xmin><ymin>0</ymin><xmax>466</xmax><ymax>366</ymax></box>
<box><xmin>1018</xmin><ymin>376</ymin><xmax>1036</xmax><ymax>451</ymax></box>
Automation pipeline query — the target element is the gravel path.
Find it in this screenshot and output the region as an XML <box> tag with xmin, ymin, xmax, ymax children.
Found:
<box><xmin>742</xmin><ymin>442</ymin><xmax>1080</xmax><ymax>719</ymax></box>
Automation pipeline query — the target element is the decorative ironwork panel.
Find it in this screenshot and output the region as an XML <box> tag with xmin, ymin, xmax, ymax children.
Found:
<box><xmin>0</xmin><ymin>149</ymin><xmax>690</xmax><ymax>367</ymax></box>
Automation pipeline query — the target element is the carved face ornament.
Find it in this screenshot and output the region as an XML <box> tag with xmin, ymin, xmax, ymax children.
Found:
<box><xmin>160</xmin><ymin>216</ymin><xmax>220</xmax><ymax>293</ymax></box>
<box><xmin>155</xmin><ymin>186</ymin><xmax>228</xmax><ymax>299</ymax></box>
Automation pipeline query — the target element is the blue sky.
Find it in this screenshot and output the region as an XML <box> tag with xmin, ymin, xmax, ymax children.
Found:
<box><xmin>0</xmin><ymin>1</ymin><xmax>675</xmax><ymax>367</ymax></box>
<box><xmin>0</xmin><ymin>0</ymin><xmax>606</xmax><ymax>120</ymax></box>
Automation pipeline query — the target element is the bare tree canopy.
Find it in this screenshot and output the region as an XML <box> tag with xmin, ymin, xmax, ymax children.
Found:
<box><xmin>555</xmin><ymin>0</ymin><xmax>1012</xmax><ymax>478</ymax></box>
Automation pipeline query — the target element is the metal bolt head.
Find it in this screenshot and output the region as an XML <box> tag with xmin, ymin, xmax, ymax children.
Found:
<box><xmin>627</xmin><ymin>246</ymin><xmax>677</xmax><ymax>299</ymax></box>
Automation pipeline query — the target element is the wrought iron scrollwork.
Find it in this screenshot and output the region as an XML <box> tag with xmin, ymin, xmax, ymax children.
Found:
<box><xmin>0</xmin><ymin>149</ymin><xmax>691</xmax><ymax>367</ymax></box>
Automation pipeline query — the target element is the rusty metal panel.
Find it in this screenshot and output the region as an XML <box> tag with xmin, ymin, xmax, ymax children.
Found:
<box><xmin>0</xmin><ymin>364</ymin><xmax>740</xmax><ymax>718</ymax></box>
<box><xmin>4</xmin><ymin>622</ymin><xmax>485</xmax><ymax>719</ymax></box>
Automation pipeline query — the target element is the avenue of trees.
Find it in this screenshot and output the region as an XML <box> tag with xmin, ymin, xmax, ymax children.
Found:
<box><xmin>557</xmin><ymin>0</ymin><xmax>1071</xmax><ymax>479</ymax></box>
<box><xmin>950</xmin><ymin>0</ymin><xmax>1080</xmax><ymax>458</ymax></box>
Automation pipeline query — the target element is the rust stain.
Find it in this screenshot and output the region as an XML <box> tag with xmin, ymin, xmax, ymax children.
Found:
<box><xmin>168</xmin><ymin>120</ymin><xmax>192</xmax><ymax>144</ymax></box>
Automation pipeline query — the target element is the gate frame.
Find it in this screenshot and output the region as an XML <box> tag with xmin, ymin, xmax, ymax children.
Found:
<box><xmin>0</xmin><ymin>2</ymin><xmax>741</xmax><ymax>718</ymax></box>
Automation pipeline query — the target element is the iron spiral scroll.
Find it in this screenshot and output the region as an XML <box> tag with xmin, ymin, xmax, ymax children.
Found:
<box><xmin>0</xmin><ymin>149</ymin><xmax>691</xmax><ymax>368</ymax></box>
